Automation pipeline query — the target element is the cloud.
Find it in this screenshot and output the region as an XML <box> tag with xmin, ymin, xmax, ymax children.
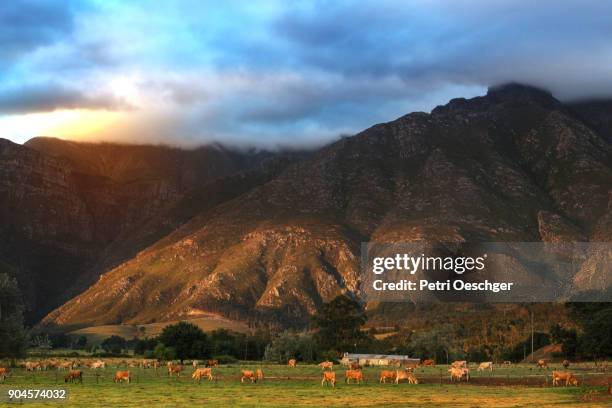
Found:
<box><xmin>0</xmin><ymin>1</ymin><xmax>76</xmax><ymax>62</ymax></box>
<box><xmin>1</xmin><ymin>0</ymin><xmax>612</xmax><ymax>147</ymax></box>
<box><xmin>0</xmin><ymin>83</ymin><xmax>129</xmax><ymax>114</ymax></box>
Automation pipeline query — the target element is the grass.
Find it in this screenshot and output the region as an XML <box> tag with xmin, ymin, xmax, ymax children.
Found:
<box><xmin>1</xmin><ymin>363</ymin><xmax>610</xmax><ymax>407</ymax></box>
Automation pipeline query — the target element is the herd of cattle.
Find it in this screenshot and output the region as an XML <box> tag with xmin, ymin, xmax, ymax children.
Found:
<box><xmin>0</xmin><ymin>357</ymin><xmax>595</xmax><ymax>389</ymax></box>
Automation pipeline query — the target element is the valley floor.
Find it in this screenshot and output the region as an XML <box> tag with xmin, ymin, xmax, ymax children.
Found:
<box><xmin>1</xmin><ymin>364</ymin><xmax>610</xmax><ymax>407</ymax></box>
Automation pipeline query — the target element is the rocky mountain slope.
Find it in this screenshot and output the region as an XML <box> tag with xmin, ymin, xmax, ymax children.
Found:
<box><xmin>0</xmin><ymin>138</ymin><xmax>293</xmax><ymax>322</ymax></box>
<box><xmin>40</xmin><ymin>84</ymin><xmax>612</xmax><ymax>329</ymax></box>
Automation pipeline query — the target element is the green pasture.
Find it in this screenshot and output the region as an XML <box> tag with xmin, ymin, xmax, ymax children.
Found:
<box><xmin>1</xmin><ymin>363</ymin><xmax>609</xmax><ymax>407</ymax></box>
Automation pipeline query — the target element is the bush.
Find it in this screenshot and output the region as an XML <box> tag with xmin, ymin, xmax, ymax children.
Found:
<box><xmin>158</xmin><ymin>322</ymin><xmax>210</xmax><ymax>361</ymax></box>
<box><xmin>101</xmin><ymin>335</ymin><xmax>127</xmax><ymax>354</ymax></box>
<box><xmin>212</xmin><ymin>354</ymin><xmax>238</xmax><ymax>364</ymax></box>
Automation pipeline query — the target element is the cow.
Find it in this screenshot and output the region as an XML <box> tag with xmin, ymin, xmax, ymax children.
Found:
<box><xmin>389</xmin><ymin>359</ymin><xmax>401</xmax><ymax>367</ymax></box>
<box><xmin>256</xmin><ymin>368</ymin><xmax>264</xmax><ymax>381</ymax></box>
<box><xmin>58</xmin><ymin>361</ymin><xmax>73</xmax><ymax>370</ymax></box>
<box><xmin>349</xmin><ymin>363</ymin><xmax>362</xmax><ymax>370</ymax></box>
<box><xmin>503</xmin><ymin>361</ymin><xmax>512</xmax><ymax>366</ymax></box>
<box><xmin>345</xmin><ymin>369</ymin><xmax>364</xmax><ymax>384</ymax></box>
<box><xmin>449</xmin><ymin>367</ymin><xmax>470</xmax><ymax>382</ymax></box>
<box><xmin>89</xmin><ymin>360</ymin><xmax>106</xmax><ymax>369</ymax></box>
<box><xmin>241</xmin><ymin>370</ymin><xmax>257</xmax><ymax>383</ymax></box>
<box><xmin>25</xmin><ymin>361</ymin><xmax>40</xmax><ymax>371</ymax></box>
<box><xmin>288</xmin><ymin>359</ymin><xmax>297</xmax><ymax>368</ymax></box>
<box><xmin>192</xmin><ymin>360</ymin><xmax>199</xmax><ymax>369</ymax></box>
<box><xmin>168</xmin><ymin>364</ymin><xmax>183</xmax><ymax>377</ymax></box>
<box><xmin>321</xmin><ymin>371</ymin><xmax>336</xmax><ymax>387</ymax></box>
<box><xmin>319</xmin><ymin>361</ymin><xmax>333</xmax><ymax>371</ymax></box>
<box><xmin>206</xmin><ymin>360</ymin><xmax>219</xmax><ymax>368</ymax></box>
<box><xmin>113</xmin><ymin>371</ymin><xmax>131</xmax><ymax>384</ymax></box>
<box><xmin>0</xmin><ymin>367</ymin><xmax>9</xmax><ymax>382</ymax></box>
<box><xmin>395</xmin><ymin>370</ymin><xmax>418</xmax><ymax>384</ymax></box>
<box><xmin>451</xmin><ymin>360</ymin><xmax>467</xmax><ymax>369</ymax></box>
<box><xmin>537</xmin><ymin>359</ymin><xmax>548</xmax><ymax>369</ymax></box>
<box><xmin>379</xmin><ymin>370</ymin><xmax>396</xmax><ymax>383</ymax></box>
<box><xmin>552</xmin><ymin>371</ymin><xmax>578</xmax><ymax>387</ymax></box>
<box><xmin>562</xmin><ymin>360</ymin><xmax>570</xmax><ymax>369</ymax></box>
<box><xmin>64</xmin><ymin>370</ymin><xmax>82</xmax><ymax>384</ymax></box>
<box><xmin>192</xmin><ymin>368</ymin><xmax>214</xmax><ymax>383</ymax></box>
<box><xmin>477</xmin><ymin>362</ymin><xmax>493</xmax><ymax>372</ymax></box>
<box><xmin>405</xmin><ymin>361</ymin><xmax>420</xmax><ymax>371</ymax></box>
<box><xmin>421</xmin><ymin>359</ymin><xmax>436</xmax><ymax>367</ymax></box>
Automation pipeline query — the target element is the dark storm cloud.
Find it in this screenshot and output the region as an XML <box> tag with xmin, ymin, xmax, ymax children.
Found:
<box><xmin>0</xmin><ymin>83</ymin><xmax>129</xmax><ymax>114</ymax></box>
<box><xmin>0</xmin><ymin>1</ymin><xmax>76</xmax><ymax>61</ymax></box>
<box><xmin>270</xmin><ymin>1</ymin><xmax>612</xmax><ymax>100</ymax></box>
<box><xmin>2</xmin><ymin>1</ymin><xmax>612</xmax><ymax>146</ymax></box>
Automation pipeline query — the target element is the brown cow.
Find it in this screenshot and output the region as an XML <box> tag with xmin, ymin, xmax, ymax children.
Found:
<box><xmin>319</xmin><ymin>361</ymin><xmax>334</xmax><ymax>370</ymax></box>
<box><xmin>64</xmin><ymin>370</ymin><xmax>82</xmax><ymax>384</ymax></box>
<box><xmin>192</xmin><ymin>368</ymin><xmax>214</xmax><ymax>383</ymax></box>
<box><xmin>321</xmin><ymin>371</ymin><xmax>336</xmax><ymax>387</ymax></box>
<box><xmin>349</xmin><ymin>363</ymin><xmax>362</xmax><ymax>370</ymax></box>
<box><xmin>0</xmin><ymin>367</ymin><xmax>9</xmax><ymax>382</ymax></box>
<box><xmin>379</xmin><ymin>370</ymin><xmax>396</xmax><ymax>383</ymax></box>
<box><xmin>113</xmin><ymin>371</ymin><xmax>130</xmax><ymax>384</ymax></box>
<box><xmin>395</xmin><ymin>370</ymin><xmax>418</xmax><ymax>384</ymax></box>
<box><xmin>256</xmin><ymin>368</ymin><xmax>264</xmax><ymax>381</ymax></box>
<box><xmin>345</xmin><ymin>369</ymin><xmax>364</xmax><ymax>384</ymax></box>
<box><xmin>241</xmin><ymin>370</ymin><xmax>257</xmax><ymax>383</ymax></box>
<box><xmin>448</xmin><ymin>367</ymin><xmax>470</xmax><ymax>382</ymax></box>
<box><xmin>562</xmin><ymin>360</ymin><xmax>570</xmax><ymax>369</ymax></box>
<box><xmin>288</xmin><ymin>359</ymin><xmax>297</xmax><ymax>368</ymax></box>
<box><xmin>451</xmin><ymin>360</ymin><xmax>467</xmax><ymax>369</ymax></box>
<box><xmin>168</xmin><ymin>364</ymin><xmax>183</xmax><ymax>377</ymax></box>
<box><xmin>537</xmin><ymin>359</ymin><xmax>548</xmax><ymax>369</ymax></box>
<box><xmin>477</xmin><ymin>362</ymin><xmax>493</xmax><ymax>372</ymax></box>
<box><xmin>552</xmin><ymin>371</ymin><xmax>578</xmax><ymax>387</ymax></box>
<box><xmin>25</xmin><ymin>361</ymin><xmax>40</xmax><ymax>371</ymax></box>
<box><xmin>206</xmin><ymin>359</ymin><xmax>219</xmax><ymax>367</ymax></box>
<box><xmin>421</xmin><ymin>359</ymin><xmax>436</xmax><ymax>367</ymax></box>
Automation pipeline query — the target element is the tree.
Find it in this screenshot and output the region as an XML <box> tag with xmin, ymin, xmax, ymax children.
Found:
<box><xmin>101</xmin><ymin>335</ymin><xmax>127</xmax><ymax>354</ymax></box>
<box><xmin>550</xmin><ymin>324</ymin><xmax>578</xmax><ymax>359</ymax></box>
<box><xmin>264</xmin><ymin>331</ymin><xmax>318</xmax><ymax>363</ymax></box>
<box><xmin>311</xmin><ymin>295</ymin><xmax>368</xmax><ymax>352</ymax></box>
<box><xmin>410</xmin><ymin>324</ymin><xmax>464</xmax><ymax>363</ymax></box>
<box><xmin>566</xmin><ymin>303</ymin><xmax>612</xmax><ymax>359</ymax></box>
<box><xmin>74</xmin><ymin>335</ymin><xmax>88</xmax><ymax>349</ymax></box>
<box><xmin>579</xmin><ymin>307</ymin><xmax>612</xmax><ymax>359</ymax></box>
<box><xmin>158</xmin><ymin>321</ymin><xmax>210</xmax><ymax>361</ymax></box>
<box><xmin>0</xmin><ymin>273</ymin><xmax>27</xmax><ymax>360</ymax></box>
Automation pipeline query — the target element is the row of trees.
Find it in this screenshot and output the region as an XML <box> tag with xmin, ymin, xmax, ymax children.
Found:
<box><xmin>1</xmin><ymin>283</ymin><xmax>611</xmax><ymax>362</ymax></box>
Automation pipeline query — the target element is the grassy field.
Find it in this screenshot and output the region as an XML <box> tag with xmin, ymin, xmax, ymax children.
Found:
<box><xmin>1</xmin><ymin>363</ymin><xmax>610</xmax><ymax>407</ymax></box>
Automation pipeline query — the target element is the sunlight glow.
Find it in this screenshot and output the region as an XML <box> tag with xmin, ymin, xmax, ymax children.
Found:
<box><xmin>0</xmin><ymin>110</ymin><xmax>124</xmax><ymax>144</ymax></box>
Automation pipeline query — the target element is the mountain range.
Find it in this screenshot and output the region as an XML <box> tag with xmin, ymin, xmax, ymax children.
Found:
<box><xmin>1</xmin><ymin>83</ymin><xmax>610</xmax><ymax>330</ymax></box>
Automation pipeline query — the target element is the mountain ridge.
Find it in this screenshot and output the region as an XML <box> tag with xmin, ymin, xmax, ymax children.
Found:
<box><xmin>38</xmin><ymin>83</ymin><xmax>612</xmax><ymax>329</ymax></box>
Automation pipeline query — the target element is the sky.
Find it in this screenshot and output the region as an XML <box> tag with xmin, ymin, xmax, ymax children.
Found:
<box><xmin>1</xmin><ymin>0</ymin><xmax>611</xmax><ymax>148</ymax></box>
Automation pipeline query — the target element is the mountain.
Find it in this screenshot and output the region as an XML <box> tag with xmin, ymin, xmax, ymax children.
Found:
<box><xmin>40</xmin><ymin>83</ymin><xmax>612</xmax><ymax>330</ymax></box>
<box><xmin>0</xmin><ymin>137</ymin><xmax>296</xmax><ymax>322</ymax></box>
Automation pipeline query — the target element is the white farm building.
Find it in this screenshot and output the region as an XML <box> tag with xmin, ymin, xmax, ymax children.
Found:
<box><xmin>341</xmin><ymin>353</ymin><xmax>420</xmax><ymax>366</ymax></box>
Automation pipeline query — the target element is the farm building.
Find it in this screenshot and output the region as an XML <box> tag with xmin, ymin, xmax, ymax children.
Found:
<box><xmin>341</xmin><ymin>353</ymin><xmax>421</xmax><ymax>366</ymax></box>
